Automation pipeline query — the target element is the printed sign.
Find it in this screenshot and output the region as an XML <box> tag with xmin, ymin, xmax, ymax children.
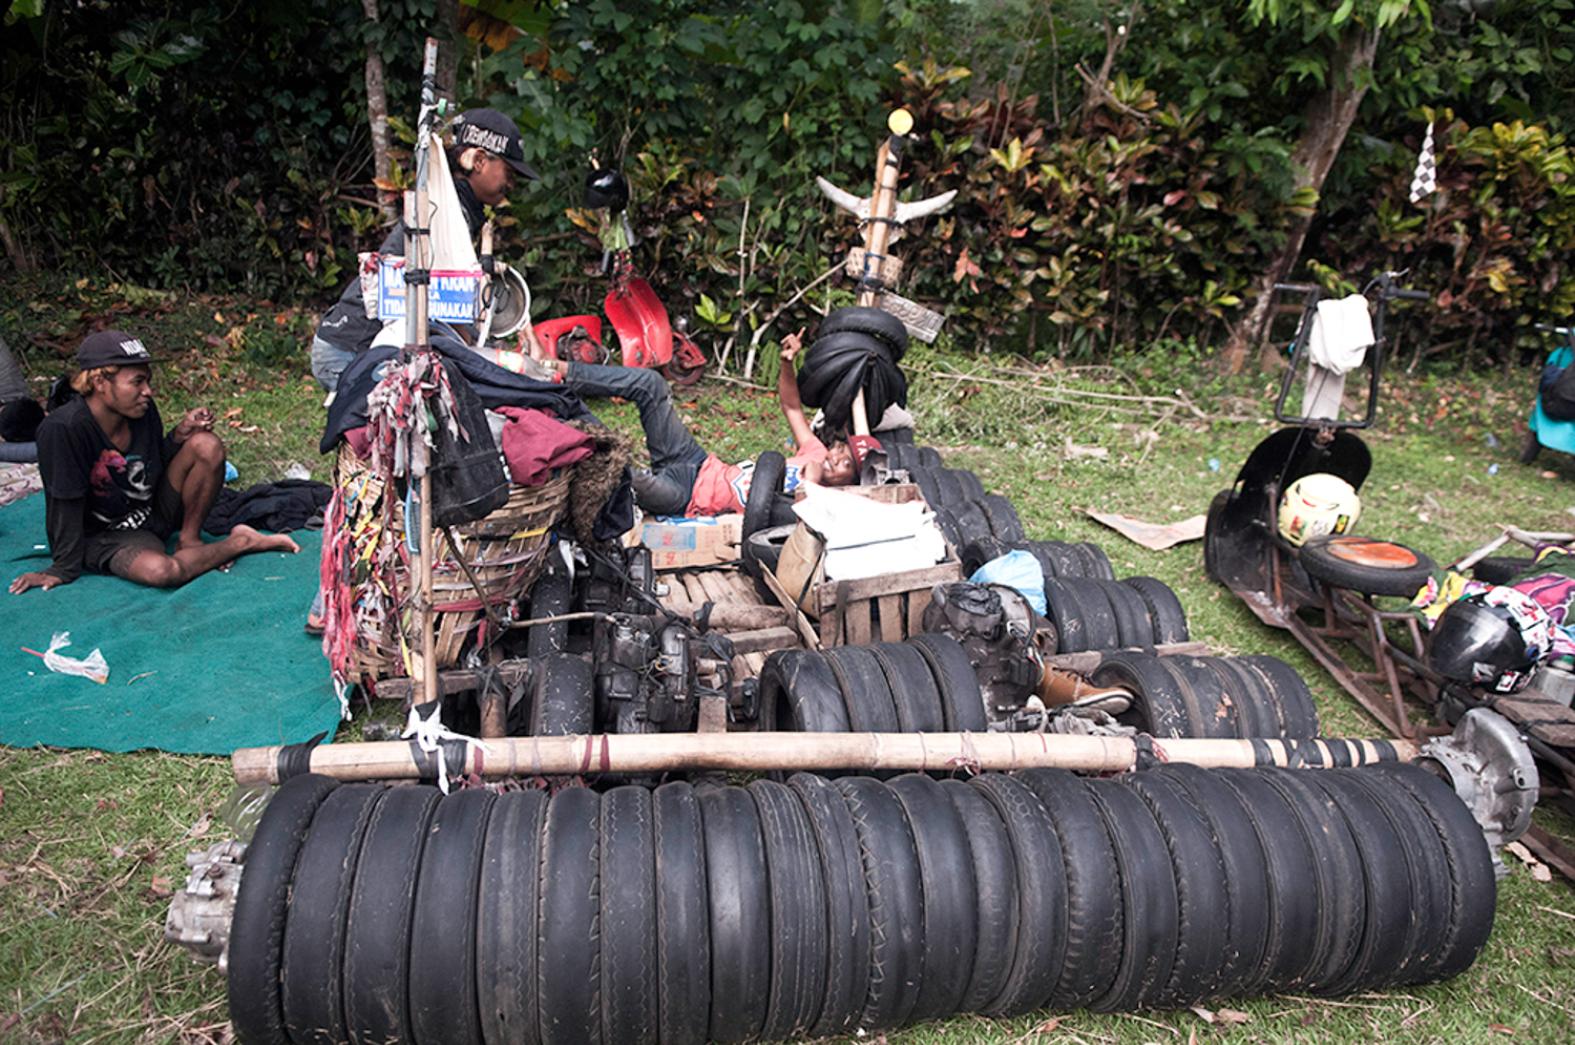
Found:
<box><xmin>374</xmin><ymin>256</ymin><xmax>483</xmax><ymax>324</ymax></box>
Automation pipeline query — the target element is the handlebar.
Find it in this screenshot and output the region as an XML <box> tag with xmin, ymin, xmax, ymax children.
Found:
<box><xmin>1274</xmin><ymin>275</ymin><xmax>1428</xmax><ymax>302</ymax></box>
<box><xmin>1389</xmin><ymin>288</ymin><xmax>1431</xmax><ymax>301</ymax></box>
<box><xmin>1535</xmin><ymin>323</ymin><xmax>1574</xmax><ymax>337</ymax></box>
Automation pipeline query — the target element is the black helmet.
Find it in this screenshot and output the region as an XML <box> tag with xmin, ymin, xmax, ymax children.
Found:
<box><xmin>1429</xmin><ymin>589</ymin><xmax>1551</xmax><ymax>693</ymax></box>
<box><xmin>584</xmin><ymin>168</ymin><xmax>629</xmax><ymax>213</ymax></box>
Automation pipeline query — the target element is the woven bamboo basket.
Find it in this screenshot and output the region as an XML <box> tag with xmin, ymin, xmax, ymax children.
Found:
<box><xmin>335</xmin><ymin>445</ymin><xmax>570</xmax><ymax>679</ymax></box>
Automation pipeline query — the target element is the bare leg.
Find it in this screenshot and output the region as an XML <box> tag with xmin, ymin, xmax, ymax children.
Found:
<box><xmin>162</xmin><ymin>431</ymin><xmax>226</xmax><ymax>551</ymax></box>
<box><xmin>113</xmin><ymin>525</ymin><xmax>300</xmax><ymax>589</ymax></box>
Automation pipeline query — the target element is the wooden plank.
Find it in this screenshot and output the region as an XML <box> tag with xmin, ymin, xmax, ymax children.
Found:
<box><xmin>760</xmin><ymin>567</ymin><xmax>824</xmax><ymax>650</ymax></box>
<box><xmin>726</xmin><ymin>626</ymin><xmax>803</xmax><ymax>656</ymax></box>
<box><xmin>845</xmin><ymin>589</ymin><xmax>873</xmax><ymax>646</ymax></box>
<box><xmin>375</xmin><ymin>661</ymin><xmax>531</xmax><ymax>702</ymax></box>
<box><xmin>877</xmin><ymin>594</ymin><xmax>904</xmax><ymax>643</ymax></box>
<box><xmin>810</xmin><ymin>561</ymin><xmax>963</xmax><ymax>605</ymax></box>
<box><xmin>745</xmin><ymin>651</ymin><xmax>769</xmax><ymax>675</ymax></box>
<box><xmin>908</xmin><ymin>586</ymin><xmax>934</xmax><ymax>634</ymax></box>
<box><xmin>697</xmin><ymin>694</ymin><xmax>729</xmax><ymax>733</ymax></box>
<box><xmin>680</xmin><ymin>574</ymin><xmax>708</xmax><ymax>604</ymax></box>
<box><xmin>696</xmin><ymin>571</ymin><xmax>729</xmax><ymax>602</ymax></box>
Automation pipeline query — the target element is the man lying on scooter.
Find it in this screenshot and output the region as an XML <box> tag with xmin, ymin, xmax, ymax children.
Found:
<box><xmin>534</xmin><ymin>330</ymin><xmax>857</xmax><ymax>516</ymax></box>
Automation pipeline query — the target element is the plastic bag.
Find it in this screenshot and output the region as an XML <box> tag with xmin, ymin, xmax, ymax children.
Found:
<box><xmin>968</xmin><ymin>549</ymin><xmax>1046</xmax><ymax>616</ymax></box>
<box><xmin>40</xmin><ymin>631</ymin><xmax>109</xmax><ymax>684</ymax></box>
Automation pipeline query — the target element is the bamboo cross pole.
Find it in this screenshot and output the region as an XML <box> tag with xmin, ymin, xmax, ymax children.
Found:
<box><xmin>231</xmin><ymin>731</ymin><xmax>1419</xmax><ymax>786</ymax></box>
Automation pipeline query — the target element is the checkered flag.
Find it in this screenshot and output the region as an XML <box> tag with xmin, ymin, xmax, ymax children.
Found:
<box><xmin>1409</xmin><ymin>122</ymin><xmax>1436</xmax><ymax>204</ymax></box>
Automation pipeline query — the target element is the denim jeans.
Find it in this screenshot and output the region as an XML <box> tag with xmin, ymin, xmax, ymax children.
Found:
<box><xmin>563</xmin><ymin>363</ymin><xmax>707</xmax><ymax>515</ymax></box>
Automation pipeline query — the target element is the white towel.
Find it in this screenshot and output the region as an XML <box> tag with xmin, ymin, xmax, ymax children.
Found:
<box><xmin>1307</xmin><ymin>295</ymin><xmax>1374</xmax><ymax>376</ymax></box>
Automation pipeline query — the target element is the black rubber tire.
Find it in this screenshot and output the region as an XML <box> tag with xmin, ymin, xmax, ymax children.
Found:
<box><xmin>1472</xmin><ymin>554</ymin><xmax>1537</xmax><ymax>585</ymax></box>
<box><xmin>1038</xmin><ymin>539</ymin><xmax>1081</xmax><ymax>578</ymax></box>
<box><xmin>1204</xmin><ymin>488</ymin><xmax>1231</xmax><ymax>584</ymax></box>
<box><xmin>1258</xmin><ymin>767</ymin><xmax>1366</xmax><ymax>993</ymax></box>
<box><xmin>1201</xmin><ymin>655</ymin><xmax>1273</xmax><ymax>738</ymax></box>
<box><xmin>527</xmin><ymin>570</ymin><xmax>572</xmax><ymax>660</ymax></box>
<box><xmin>948</xmin><ymin>498</ymin><xmax>994</xmax><ymax>546</ymax></box>
<box><xmin>476</xmin><ymin>788</ymin><xmax>550</xmax><ymax>1045</ymax></box>
<box><xmin>1299</xmin><ymin>536</ymin><xmax>1437</xmax><ymax>597</ymax></box>
<box><xmin>1069</xmin><ymin>541</ymin><xmax>1114</xmax><ymax>580</ymax></box>
<box><xmin>1167</xmin><ymin>655</ymin><xmax>1242</xmax><ymax>738</ymax></box>
<box><xmin>342</xmin><ymin>784</ymin><xmax>441</xmax><ymax>1044</ymax></box>
<box><xmin>866</xmin><ymin>642</ymin><xmax>946</xmax><ymax>733</ymax></box>
<box><xmin>742</xmin><ymin>451</ymin><xmax>786</xmax><ymax>542</ymax></box>
<box><xmin>537</xmin><ymin>786</ymin><xmax>603</xmax><ymax>1045</ymax></box>
<box><xmin>530</xmin><ymin>653</ymin><xmax>594</xmax><ymax>736</ymax></box>
<box><xmin>652</xmin><ymin>783</ymin><xmax>710</xmax><ymax>1045</ymax></box>
<box><xmin>599</xmin><ymin>787</ymin><xmax>658</xmax><ymax>1045</ymax></box>
<box><xmin>1363</xmin><ymin>762</ymin><xmax>1498</xmax><ymax>983</ymax></box>
<box><xmin>929</xmin><ymin>504</ymin><xmax>963</xmax><ymax>549</ymax></box>
<box><xmin>1337</xmin><ymin>767</ymin><xmax>1451</xmax><ymax>987</ymax></box>
<box><xmin>1091</xmin><ymin>650</ymin><xmax>1191</xmax><ymax>738</ymax></box>
<box><xmin>953</xmin><ymin>470</ymin><xmax>987</xmax><ymax>499</ymax></box>
<box><xmin>1121</xmin><ymin>576</ymin><xmax>1190</xmax><ymax>644</ymax></box>
<box><xmin>1013</xmin><ymin>769</ymin><xmax>1123</xmax><ymax>1010</ymax></box>
<box><xmin>936</xmin><ymin>468</ymin><xmax>968</xmax><ymax>506</ymax></box>
<box><xmin>1122</xmin><ymin>770</ymin><xmax>1230</xmax><ymax>1007</ymax></box>
<box><xmin>822</xmin><ymin>645</ymin><xmax>899</xmax><ymax>734</ymax></box>
<box><xmin>958</xmin><ymin>534</ymin><xmax>1011</xmax><ymax>575</ymax></box>
<box><xmin>280</xmin><ymin>783</ymin><xmax>382</xmax><ymax>1045</ymax></box>
<box><xmin>1015</xmin><ymin>540</ymin><xmax>1060</xmax><ymax>581</ymax></box>
<box><xmin>1042</xmin><ymin>577</ymin><xmax>1090</xmax><ymax>654</ymax></box>
<box><xmin>835</xmin><ymin>777</ymin><xmax>925</xmax><ymax>1031</ymax></box>
<box><xmin>761</xmin><ymin>649</ymin><xmax>851</xmax><ymax>733</ymax></box>
<box><xmin>979</xmin><ymin>494</ymin><xmax>1025</xmax><ymax>542</ymax></box>
<box><xmin>917</xmin><ymin>446</ymin><xmax>943</xmax><ymax>468</ymax></box>
<box><xmin>787</xmin><ymin>774</ymin><xmax>870</xmax><ymax>1038</ymax></box>
<box><xmin>1065</xmin><ymin>578</ymin><xmax>1121</xmax><ymax>650</ymax></box>
<box><xmin>743</xmin><ymin>524</ymin><xmax>792</xmax><ymax>579</ymax></box>
<box><xmin>888</xmin><ymin>774</ymin><xmax>979</xmax><ymax>1021</ymax></box>
<box><xmin>906</xmin><ymin>632</ymin><xmax>989</xmax><ymax>732</ymax></box>
<box><xmin>1241</xmin><ymin>654</ymin><xmax>1321</xmax><ymax>738</ymax></box>
<box><xmin>1162</xmin><ymin>764</ymin><xmax>1270</xmax><ymax>1000</ymax></box>
<box><xmin>817</xmin><ymin>305</ymin><xmax>910</xmax><ymax>358</ymax></box>
<box><xmin>697</xmin><ymin>786</ymin><xmax>771</xmax><ymax>1043</ymax></box>
<box><xmin>1094</xmin><ymin>578</ymin><xmax>1155</xmax><ymax>648</ymax></box>
<box><xmin>883</xmin><ymin>442</ymin><xmax>922</xmax><ymax>470</ymax></box>
<box><xmin>968</xmin><ymin>775</ymin><xmax>1067</xmax><ymax>1016</ymax></box>
<box><xmin>749</xmin><ymin>780</ymin><xmax>830</xmax><ymax>1039</ymax></box>
<box><xmin>410</xmin><ymin>789</ymin><xmax>497</xmax><ymax>1045</ymax></box>
<box><xmin>1084</xmin><ymin>778</ymin><xmax>1178</xmax><ymax>1011</ymax></box>
<box><xmin>228</xmin><ymin>773</ymin><xmax>340</xmax><ymax>1045</ymax></box>
<box><xmin>938</xmin><ymin>779</ymin><xmax>1020</xmax><ymax>1014</ymax></box>
<box><xmin>908</xmin><ymin>466</ymin><xmax>945</xmax><ymax>508</ymax></box>
<box><xmin>1153</xmin><ymin>655</ymin><xmax>1223</xmax><ymax>739</ymax></box>
<box><xmin>1214</xmin><ymin>769</ymin><xmax>1320</xmax><ymax>994</ymax></box>
<box><xmin>1302</xmin><ymin>771</ymin><xmax>1416</xmax><ymax>996</ymax></box>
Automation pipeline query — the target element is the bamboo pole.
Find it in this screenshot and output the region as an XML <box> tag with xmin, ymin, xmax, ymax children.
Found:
<box><xmin>409</xmin><ymin>38</ymin><xmax>440</xmax><ymax>710</ymax></box>
<box><xmin>847</xmin><ymin>109</ymin><xmax>912</xmax><ymax>438</ymax></box>
<box><xmin>232</xmin><ymin>731</ymin><xmax>1419</xmax><ymax>786</ymax></box>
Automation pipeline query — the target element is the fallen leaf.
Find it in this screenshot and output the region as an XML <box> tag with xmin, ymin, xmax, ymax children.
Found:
<box><xmin>238</xmin><ymin>424</ymin><xmax>261</xmax><ymax>434</ymax></box>
<box><xmin>224</xmin><ymin>407</ymin><xmax>244</xmax><ymax>419</ymax></box>
<box><xmin>1491</xmin><ymin>1024</ymin><xmax>1516</xmax><ymax>1036</ymax></box>
<box><xmin>1542</xmin><ymin>470</ymin><xmax>1558</xmax><ymax>479</ymax></box>
<box><xmin>1190</xmin><ymin>1006</ymin><xmax>1215</xmax><ymax>1024</ymax></box>
<box><xmin>1217</xmin><ymin>1008</ymin><xmax>1251</xmax><ymax>1025</ymax></box>
<box><xmin>147</xmin><ymin>875</ymin><xmax>173</xmax><ymax>900</ymax></box>
<box><xmin>95</xmin><ymin>797</ymin><xmax>118</xmax><ymax>812</ymax></box>
<box><xmin>111</xmin><ymin>845</ymin><xmax>127</xmax><ymax>859</ymax></box>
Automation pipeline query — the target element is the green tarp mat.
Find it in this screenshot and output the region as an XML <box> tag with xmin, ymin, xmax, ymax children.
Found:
<box><xmin>0</xmin><ymin>494</ymin><xmax>341</xmax><ymax>754</ymax></box>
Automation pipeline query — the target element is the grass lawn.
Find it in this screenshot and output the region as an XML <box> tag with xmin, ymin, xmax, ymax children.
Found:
<box><xmin>2</xmin><ymin>278</ymin><xmax>1574</xmax><ymax>1042</ymax></box>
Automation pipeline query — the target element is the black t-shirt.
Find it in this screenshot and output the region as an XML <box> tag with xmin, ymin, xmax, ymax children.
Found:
<box><xmin>37</xmin><ymin>396</ymin><xmax>172</xmax><ymax>533</ymax></box>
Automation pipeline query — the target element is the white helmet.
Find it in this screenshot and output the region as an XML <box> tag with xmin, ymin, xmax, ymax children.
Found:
<box><xmin>1278</xmin><ymin>472</ymin><xmax>1361</xmax><ymax>547</ymax></box>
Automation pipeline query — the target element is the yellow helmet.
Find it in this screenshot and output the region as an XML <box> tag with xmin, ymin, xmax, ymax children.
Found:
<box><xmin>1278</xmin><ymin>473</ymin><xmax>1361</xmax><ymax>547</ymax></box>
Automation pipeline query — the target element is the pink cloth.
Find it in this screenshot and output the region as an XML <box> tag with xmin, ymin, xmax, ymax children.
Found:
<box><xmin>496</xmin><ymin>407</ymin><xmax>593</xmax><ymax>486</ymax></box>
<box><xmin>686</xmin><ymin>435</ymin><xmax>828</xmax><ymax>516</ymax></box>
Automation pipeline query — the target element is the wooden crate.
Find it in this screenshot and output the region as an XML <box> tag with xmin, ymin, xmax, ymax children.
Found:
<box><xmin>762</xmin><ymin>560</ymin><xmax>963</xmax><ymax>649</ymax></box>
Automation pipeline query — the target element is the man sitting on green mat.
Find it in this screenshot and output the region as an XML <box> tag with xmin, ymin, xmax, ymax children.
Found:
<box><xmin>9</xmin><ymin>330</ymin><xmax>299</xmax><ymax>594</ymax></box>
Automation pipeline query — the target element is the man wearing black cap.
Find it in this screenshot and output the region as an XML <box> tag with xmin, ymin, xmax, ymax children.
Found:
<box><xmin>9</xmin><ymin>331</ymin><xmax>299</xmax><ymax>594</ymax></box>
<box><xmin>308</xmin><ymin>107</ymin><xmax>539</xmax><ymax>392</ymax></box>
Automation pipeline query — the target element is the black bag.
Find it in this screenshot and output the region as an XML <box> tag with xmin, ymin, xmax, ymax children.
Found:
<box><xmin>429</xmin><ymin>360</ymin><xmax>508</xmax><ymax>527</ymax></box>
<box><xmin>1543</xmin><ymin>362</ymin><xmax>1575</xmax><ymax>422</ymax></box>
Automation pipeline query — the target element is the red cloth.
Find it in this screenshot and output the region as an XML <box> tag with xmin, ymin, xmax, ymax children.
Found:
<box><xmin>496</xmin><ymin>407</ymin><xmax>593</xmax><ymax>486</ymax></box>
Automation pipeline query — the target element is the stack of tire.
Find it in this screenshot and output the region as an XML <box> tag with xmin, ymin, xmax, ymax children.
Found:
<box><xmin>761</xmin><ymin>634</ymin><xmax>988</xmax><ymax>735</ymax></box>
<box><xmin>1091</xmin><ymin>651</ymin><xmax>1321</xmax><ymax>739</ymax></box>
<box><xmin>230</xmin><ymin>763</ymin><xmax>1495</xmax><ymax>1043</ymax></box>
<box><xmin>796</xmin><ymin>307</ymin><xmax>908</xmax><ymax>437</ymax></box>
<box><xmin>959</xmin><ymin>534</ymin><xmax>1117</xmax><ymax>582</ymax></box>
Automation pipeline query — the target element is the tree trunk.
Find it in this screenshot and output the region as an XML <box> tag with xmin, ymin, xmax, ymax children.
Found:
<box><xmin>360</xmin><ymin>0</ymin><xmax>397</xmax><ymax>225</ymax></box>
<box><xmin>1221</xmin><ymin>21</ymin><xmax>1382</xmax><ymax>374</ymax></box>
<box><xmin>0</xmin><ymin>212</ymin><xmax>33</xmax><ymax>275</ymax></box>
<box><xmin>435</xmin><ymin>0</ymin><xmax>461</xmax><ymax>103</ymax></box>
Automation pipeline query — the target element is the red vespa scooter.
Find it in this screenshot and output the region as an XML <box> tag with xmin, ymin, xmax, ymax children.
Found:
<box><xmin>532</xmin><ymin>167</ymin><xmax>708</xmax><ymax>386</ymax></box>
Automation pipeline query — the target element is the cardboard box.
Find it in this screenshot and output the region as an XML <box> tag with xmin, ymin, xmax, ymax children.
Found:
<box><xmin>629</xmin><ymin>513</ymin><xmax>743</xmax><ymax>570</ymax></box>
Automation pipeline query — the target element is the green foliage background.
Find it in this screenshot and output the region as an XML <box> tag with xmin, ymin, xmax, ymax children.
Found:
<box><xmin>1</xmin><ymin>0</ymin><xmax>1571</xmax><ymax>366</ymax></box>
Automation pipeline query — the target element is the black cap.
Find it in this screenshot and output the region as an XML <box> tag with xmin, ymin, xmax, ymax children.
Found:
<box><xmin>76</xmin><ymin>329</ymin><xmax>156</xmax><ymax>370</ymax></box>
<box><xmin>452</xmin><ymin>108</ymin><xmax>540</xmax><ymax>181</ymax></box>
